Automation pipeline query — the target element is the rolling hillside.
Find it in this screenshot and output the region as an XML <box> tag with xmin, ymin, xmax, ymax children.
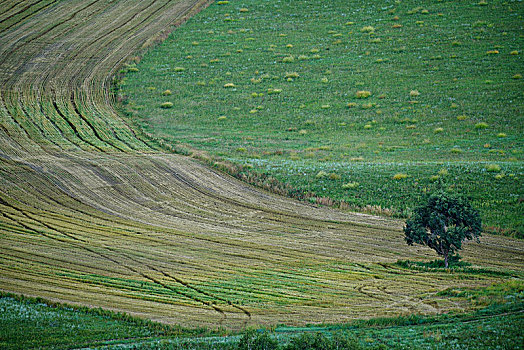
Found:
<box><xmin>0</xmin><ymin>0</ymin><xmax>523</xmax><ymax>331</ymax></box>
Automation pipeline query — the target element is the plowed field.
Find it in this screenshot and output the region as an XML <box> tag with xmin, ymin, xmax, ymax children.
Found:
<box><xmin>0</xmin><ymin>0</ymin><xmax>522</xmax><ymax>330</ymax></box>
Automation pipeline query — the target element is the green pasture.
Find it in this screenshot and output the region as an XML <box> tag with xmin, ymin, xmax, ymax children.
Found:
<box><xmin>121</xmin><ymin>0</ymin><xmax>524</xmax><ymax>235</ymax></box>
<box><xmin>2</xmin><ymin>280</ymin><xmax>522</xmax><ymax>349</ymax></box>
<box><xmin>0</xmin><ymin>294</ymin><xmax>181</xmax><ymax>350</ymax></box>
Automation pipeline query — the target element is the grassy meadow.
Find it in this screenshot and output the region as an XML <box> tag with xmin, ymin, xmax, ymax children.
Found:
<box><xmin>121</xmin><ymin>0</ymin><xmax>524</xmax><ymax>235</ymax></box>
<box><xmin>2</xmin><ymin>280</ymin><xmax>523</xmax><ymax>349</ymax></box>
<box><xmin>0</xmin><ymin>294</ymin><xmax>172</xmax><ymax>350</ymax></box>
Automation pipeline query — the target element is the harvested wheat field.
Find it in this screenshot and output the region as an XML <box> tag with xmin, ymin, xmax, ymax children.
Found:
<box><xmin>0</xmin><ymin>0</ymin><xmax>523</xmax><ymax>330</ymax></box>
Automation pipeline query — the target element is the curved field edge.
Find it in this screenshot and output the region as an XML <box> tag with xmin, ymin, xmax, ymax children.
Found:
<box><xmin>120</xmin><ymin>0</ymin><xmax>524</xmax><ymax>236</ymax></box>
<box><xmin>0</xmin><ymin>0</ymin><xmax>522</xmax><ymax>331</ymax></box>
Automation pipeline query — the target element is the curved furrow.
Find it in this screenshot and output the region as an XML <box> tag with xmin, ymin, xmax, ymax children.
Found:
<box><xmin>0</xmin><ymin>1</ymin><xmax>26</xmax><ymax>20</ymax></box>
<box><xmin>0</xmin><ymin>0</ymin><xmax>59</xmax><ymax>33</ymax></box>
<box><xmin>0</xmin><ymin>195</ymin><xmax>233</xmax><ymax>318</ymax></box>
<box><xmin>0</xmin><ymin>0</ymin><xmax>523</xmax><ymax>330</ymax></box>
<box><xmin>69</xmin><ymin>0</ymin><xmax>205</xmax><ymax>152</ymax></box>
<box><xmin>1</xmin><ymin>216</ymin><xmax>230</xmax><ymax>322</ymax></box>
<box><xmin>55</xmin><ymin>0</ymin><xmax>165</xmax><ymax>152</ymax></box>
<box><xmin>0</xmin><ymin>0</ymin><xmax>101</xmax><ymax>67</ymax></box>
<box><xmin>0</xmin><ymin>94</ymin><xmax>44</xmax><ymax>156</ymax></box>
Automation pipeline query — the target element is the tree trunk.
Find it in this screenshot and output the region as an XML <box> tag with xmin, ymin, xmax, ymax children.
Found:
<box><xmin>443</xmin><ymin>225</ymin><xmax>449</xmax><ymax>268</ymax></box>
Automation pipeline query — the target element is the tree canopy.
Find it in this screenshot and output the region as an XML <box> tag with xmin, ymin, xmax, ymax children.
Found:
<box><xmin>404</xmin><ymin>191</ymin><xmax>482</xmax><ymax>268</ymax></box>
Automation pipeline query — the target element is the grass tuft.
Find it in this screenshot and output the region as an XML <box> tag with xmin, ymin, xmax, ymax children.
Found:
<box><xmin>285</xmin><ymin>72</ymin><xmax>300</xmax><ymax>79</ymax></box>
<box><xmin>342</xmin><ymin>182</ymin><xmax>359</xmax><ymax>189</ymax></box>
<box><xmin>438</xmin><ymin>168</ymin><xmax>449</xmax><ymax>176</ymax></box>
<box><xmin>356</xmin><ymin>90</ymin><xmax>372</xmax><ymax>99</ymax></box>
<box><xmin>316</xmin><ymin>170</ymin><xmax>328</xmax><ymax>178</ymax></box>
<box><xmin>393</xmin><ymin>173</ymin><xmax>408</xmax><ymax>180</ymax></box>
<box><xmin>267</xmin><ymin>88</ymin><xmax>282</xmax><ymax>94</ymax></box>
<box><xmin>486</xmin><ymin>164</ymin><xmax>501</xmax><ymax>172</ymax></box>
<box><xmin>282</xmin><ymin>56</ymin><xmax>295</xmax><ymax>63</ymax></box>
<box><xmin>409</xmin><ymin>90</ymin><xmax>420</xmax><ymax>97</ymax></box>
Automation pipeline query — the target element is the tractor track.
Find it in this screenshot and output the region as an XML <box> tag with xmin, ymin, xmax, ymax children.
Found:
<box><xmin>0</xmin><ymin>195</ymin><xmax>230</xmax><ymax>322</ymax></box>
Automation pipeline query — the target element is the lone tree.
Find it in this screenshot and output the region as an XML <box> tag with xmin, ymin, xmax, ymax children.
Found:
<box><xmin>404</xmin><ymin>191</ymin><xmax>482</xmax><ymax>268</ymax></box>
